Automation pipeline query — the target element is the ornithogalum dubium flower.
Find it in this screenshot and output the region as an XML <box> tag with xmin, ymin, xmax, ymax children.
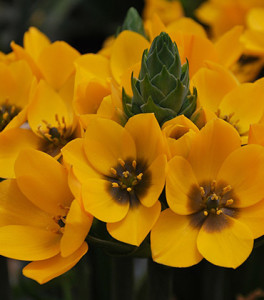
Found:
<box><xmin>62</xmin><ymin>113</ymin><xmax>167</xmax><ymax>246</ymax></box>
<box><xmin>151</xmin><ymin>118</ymin><xmax>264</xmax><ymax>268</ymax></box>
<box><xmin>0</xmin><ymin>149</ymin><xmax>93</xmax><ymax>284</ymax></box>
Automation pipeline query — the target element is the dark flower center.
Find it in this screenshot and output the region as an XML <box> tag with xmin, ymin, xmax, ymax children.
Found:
<box><xmin>0</xmin><ymin>101</ymin><xmax>21</xmax><ymax>131</ymax></box>
<box><xmin>106</xmin><ymin>158</ymin><xmax>151</xmax><ymax>207</ymax></box>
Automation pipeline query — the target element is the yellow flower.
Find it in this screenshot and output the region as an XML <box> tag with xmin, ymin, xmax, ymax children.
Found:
<box><xmin>11</xmin><ymin>27</ymin><xmax>80</xmax><ymax>90</ymax></box>
<box><xmin>0</xmin><ymin>79</ymin><xmax>80</xmax><ymax>178</ymax></box>
<box><xmin>191</xmin><ymin>62</ymin><xmax>264</xmax><ymax>143</ymax></box>
<box><xmin>143</xmin><ymin>0</ymin><xmax>184</xmax><ymax>25</ymax></box>
<box><xmin>151</xmin><ymin>118</ymin><xmax>264</xmax><ymax>268</ymax></box>
<box><xmin>62</xmin><ymin>113</ymin><xmax>167</xmax><ymax>246</ymax></box>
<box><xmin>195</xmin><ymin>0</ymin><xmax>264</xmax><ymax>38</ymax></box>
<box><xmin>0</xmin><ymin>59</ymin><xmax>35</xmax><ymax>132</ymax></box>
<box><xmin>0</xmin><ymin>149</ymin><xmax>92</xmax><ymax>284</ymax></box>
<box><xmin>162</xmin><ymin>115</ymin><xmax>199</xmax><ymax>159</ymax></box>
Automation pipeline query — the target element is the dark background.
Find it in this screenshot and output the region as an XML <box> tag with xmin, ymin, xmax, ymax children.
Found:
<box><xmin>0</xmin><ymin>0</ymin><xmax>204</xmax><ymax>54</ymax></box>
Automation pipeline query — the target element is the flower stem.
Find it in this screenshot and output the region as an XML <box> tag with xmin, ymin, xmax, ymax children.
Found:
<box><xmin>111</xmin><ymin>256</ymin><xmax>134</xmax><ymax>300</ymax></box>
<box><xmin>147</xmin><ymin>259</ymin><xmax>173</xmax><ymax>300</ymax></box>
<box><xmin>0</xmin><ymin>256</ymin><xmax>11</xmax><ymax>300</ymax></box>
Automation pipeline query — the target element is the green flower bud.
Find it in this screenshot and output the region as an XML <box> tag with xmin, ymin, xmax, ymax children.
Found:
<box><xmin>122</xmin><ymin>32</ymin><xmax>197</xmax><ymax>126</ymax></box>
<box><xmin>116</xmin><ymin>7</ymin><xmax>148</xmax><ymax>39</ymax></box>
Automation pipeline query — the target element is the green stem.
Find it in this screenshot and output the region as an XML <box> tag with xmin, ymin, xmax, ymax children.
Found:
<box><xmin>0</xmin><ymin>256</ymin><xmax>11</xmax><ymax>300</ymax></box>
<box><xmin>111</xmin><ymin>256</ymin><xmax>134</xmax><ymax>300</ymax></box>
<box><xmin>147</xmin><ymin>259</ymin><xmax>173</xmax><ymax>300</ymax></box>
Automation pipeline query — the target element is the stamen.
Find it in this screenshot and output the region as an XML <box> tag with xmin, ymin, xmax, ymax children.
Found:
<box><xmin>127</xmin><ymin>187</ymin><xmax>132</xmax><ymax>192</ymax></box>
<box><xmin>200</xmin><ymin>186</ymin><xmax>205</xmax><ymax>197</ymax></box>
<box><xmin>216</xmin><ymin>209</ymin><xmax>223</xmax><ymax>215</ymax></box>
<box><xmin>137</xmin><ymin>173</ymin><xmax>143</xmax><ymax>180</ymax></box>
<box><xmin>203</xmin><ymin>210</ymin><xmax>208</xmax><ymax>216</ymax></box>
<box><xmin>211</xmin><ymin>180</ymin><xmax>216</xmax><ymax>192</ymax></box>
<box><xmin>123</xmin><ymin>171</ymin><xmax>130</xmax><ymax>178</ymax></box>
<box><xmin>210</xmin><ymin>193</ymin><xmax>218</xmax><ymax>200</ymax></box>
<box><xmin>112</xmin><ymin>182</ymin><xmax>119</xmax><ymax>188</ymax></box>
<box><xmin>132</xmin><ymin>160</ymin><xmax>137</xmax><ymax>169</ymax></box>
<box><xmin>118</xmin><ymin>158</ymin><xmax>125</xmax><ymax>167</ymax></box>
<box><xmin>226</xmin><ymin>199</ymin><xmax>234</xmax><ymax>206</ymax></box>
<box><xmin>3</xmin><ymin>112</ymin><xmax>8</xmax><ymax>120</ymax></box>
<box><xmin>222</xmin><ymin>185</ymin><xmax>232</xmax><ymax>195</ymax></box>
<box><xmin>110</xmin><ymin>168</ymin><xmax>117</xmax><ymax>175</ymax></box>
<box><xmin>132</xmin><ymin>180</ymin><xmax>138</xmax><ymax>186</ymax></box>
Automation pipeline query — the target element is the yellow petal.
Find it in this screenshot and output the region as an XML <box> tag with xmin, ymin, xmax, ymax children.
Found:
<box><xmin>11</xmin><ymin>42</ymin><xmax>43</xmax><ymax>79</ymax></box>
<box><xmin>62</xmin><ymin>138</ymin><xmax>101</xmax><ymax>184</ymax></box>
<box><xmin>15</xmin><ymin>149</ymin><xmax>73</xmax><ymax>216</ymax></box>
<box><xmin>60</xmin><ymin>200</ymin><xmax>93</xmax><ymax>257</ymax></box>
<box><xmin>217</xmin><ymin>144</ymin><xmax>264</xmax><ymax>208</ymax></box>
<box><xmin>23</xmin><ymin>242</ymin><xmax>88</xmax><ymax>284</ymax></box>
<box><xmin>247</xmin><ymin>8</ymin><xmax>264</xmax><ymax>31</ymax></box>
<box><xmin>28</xmin><ymin>80</ymin><xmax>71</xmax><ymax>134</ymax></box>
<box><xmin>82</xmin><ymin>178</ymin><xmax>129</xmax><ymax>222</ymax></box>
<box><xmin>107</xmin><ymin>201</ymin><xmax>160</xmax><ymax>246</ymax></box>
<box><xmin>0</xmin><ymin>225</ymin><xmax>61</xmax><ymax>260</ymax></box>
<box><xmin>74</xmin><ymin>79</ymin><xmax>110</xmax><ymax>115</ymax></box>
<box><xmin>0</xmin><ymin>179</ymin><xmax>55</xmax><ymax>229</ymax></box>
<box><xmin>191</xmin><ymin>61</ymin><xmax>239</xmax><ymax>112</ymax></box>
<box><xmin>75</xmin><ymin>53</ymin><xmax>111</xmax><ymax>83</ymax></box>
<box><xmin>219</xmin><ymin>82</ymin><xmax>264</xmax><ymax>136</ymax></box>
<box><xmin>197</xmin><ymin>216</ymin><xmax>253</xmax><ymax>268</ymax></box>
<box><xmin>139</xmin><ymin>155</ymin><xmax>166</xmax><ymax>207</ymax></box>
<box><xmin>83</xmin><ymin>117</ymin><xmax>136</xmax><ymax>176</ymax></box>
<box><xmin>24</xmin><ymin>27</ymin><xmax>51</xmax><ymax>62</ymax></box>
<box><xmin>166</xmin><ymin>155</ymin><xmax>201</xmax><ymax>215</ymax></box>
<box><xmin>37</xmin><ymin>41</ymin><xmax>80</xmax><ymax>90</ymax></box>
<box><xmin>170</xmin><ymin>32</ymin><xmax>218</xmax><ymax>78</ymax></box>
<box><xmin>214</xmin><ymin>26</ymin><xmax>244</xmax><ymax>68</ymax></box>
<box><xmin>248</xmin><ymin>123</ymin><xmax>264</xmax><ymax>145</ymax></box>
<box><xmin>0</xmin><ymin>128</ymin><xmax>44</xmax><ymax>179</ymax></box>
<box><xmin>125</xmin><ymin>113</ymin><xmax>165</xmax><ymax>164</ymax></box>
<box><xmin>241</xmin><ymin>29</ymin><xmax>264</xmax><ymax>56</ymax></box>
<box><xmin>167</xmin><ymin>17</ymin><xmax>207</xmax><ymax>38</ymax></box>
<box><xmin>188</xmin><ymin>118</ymin><xmax>241</xmax><ymax>184</ymax></box>
<box><xmin>151</xmin><ymin>209</ymin><xmax>203</xmax><ymax>267</ymax></box>
<box><xmin>110</xmin><ymin>31</ymin><xmax>149</xmax><ymax>84</ymax></box>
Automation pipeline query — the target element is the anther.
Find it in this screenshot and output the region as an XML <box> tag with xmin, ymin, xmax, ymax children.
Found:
<box><xmin>132</xmin><ymin>160</ymin><xmax>137</xmax><ymax>169</ymax></box>
<box><xmin>110</xmin><ymin>168</ymin><xmax>117</xmax><ymax>175</ymax></box>
<box><xmin>112</xmin><ymin>182</ymin><xmax>119</xmax><ymax>188</ymax></box>
<box><xmin>226</xmin><ymin>199</ymin><xmax>234</xmax><ymax>206</ymax></box>
<box><xmin>216</xmin><ymin>209</ymin><xmax>223</xmax><ymax>215</ymax></box>
<box><xmin>3</xmin><ymin>112</ymin><xmax>8</xmax><ymax>120</ymax></box>
<box><xmin>127</xmin><ymin>187</ymin><xmax>132</xmax><ymax>192</ymax></box>
<box><xmin>132</xmin><ymin>180</ymin><xmax>138</xmax><ymax>186</ymax></box>
<box><xmin>211</xmin><ymin>180</ymin><xmax>216</xmax><ymax>192</ymax></box>
<box><xmin>123</xmin><ymin>171</ymin><xmax>130</xmax><ymax>178</ymax></box>
<box><xmin>200</xmin><ymin>187</ymin><xmax>205</xmax><ymax>197</ymax></box>
<box><xmin>137</xmin><ymin>173</ymin><xmax>143</xmax><ymax>180</ymax></box>
<box><xmin>222</xmin><ymin>185</ymin><xmax>232</xmax><ymax>195</ymax></box>
<box><xmin>210</xmin><ymin>193</ymin><xmax>218</xmax><ymax>200</ymax></box>
<box><xmin>203</xmin><ymin>210</ymin><xmax>208</xmax><ymax>216</ymax></box>
<box><xmin>118</xmin><ymin>158</ymin><xmax>125</xmax><ymax>167</ymax></box>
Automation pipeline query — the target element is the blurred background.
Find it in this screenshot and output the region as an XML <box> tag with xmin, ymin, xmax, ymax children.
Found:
<box><xmin>0</xmin><ymin>0</ymin><xmax>204</xmax><ymax>54</ymax></box>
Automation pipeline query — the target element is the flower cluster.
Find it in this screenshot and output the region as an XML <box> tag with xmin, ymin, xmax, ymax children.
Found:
<box><xmin>1</xmin><ymin>0</ymin><xmax>264</xmax><ymax>285</ymax></box>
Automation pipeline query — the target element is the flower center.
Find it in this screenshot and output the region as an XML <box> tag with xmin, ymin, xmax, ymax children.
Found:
<box><xmin>38</xmin><ymin>114</ymin><xmax>73</xmax><ymax>156</ymax></box>
<box><xmin>107</xmin><ymin>158</ymin><xmax>150</xmax><ymax>206</ymax></box>
<box><xmin>200</xmin><ymin>180</ymin><xmax>234</xmax><ymax>216</ymax></box>
<box><xmin>0</xmin><ymin>101</ymin><xmax>21</xmax><ymax>131</ymax></box>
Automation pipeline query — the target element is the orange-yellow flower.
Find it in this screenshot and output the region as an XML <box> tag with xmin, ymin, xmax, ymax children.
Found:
<box><xmin>191</xmin><ymin>62</ymin><xmax>264</xmax><ymax>143</ymax></box>
<box><xmin>62</xmin><ymin>113</ymin><xmax>167</xmax><ymax>246</ymax></box>
<box><xmin>151</xmin><ymin>118</ymin><xmax>264</xmax><ymax>268</ymax></box>
<box><xmin>0</xmin><ymin>149</ymin><xmax>92</xmax><ymax>284</ymax></box>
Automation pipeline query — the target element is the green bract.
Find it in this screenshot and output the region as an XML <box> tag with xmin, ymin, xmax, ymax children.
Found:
<box><xmin>122</xmin><ymin>32</ymin><xmax>197</xmax><ymax>126</ymax></box>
